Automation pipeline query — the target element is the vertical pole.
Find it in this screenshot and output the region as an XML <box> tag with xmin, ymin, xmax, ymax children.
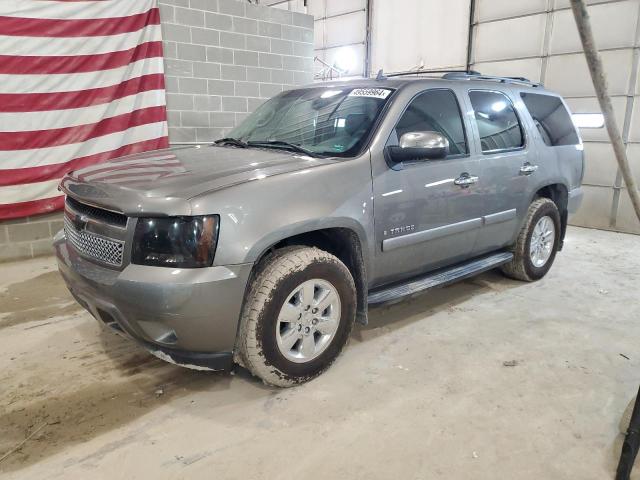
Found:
<box><xmin>466</xmin><ymin>0</ymin><xmax>476</xmax><ymax>71</ymax></box>
<box><xmin>570</xmin><ymin>0</ymin><xmax>640</xmax><ymax>223</ymax></box>
<box><xmin>364</xmin><ymin>0</ymin><xmax>373</xmax><ymax>78</ymax></box>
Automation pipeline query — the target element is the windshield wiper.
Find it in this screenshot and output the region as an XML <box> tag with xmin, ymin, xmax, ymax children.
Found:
<box><xmin>247</xmin><ymin>140</ymin><xmax>319</xmax><ymax>157</ymax></box>
<box><xmin>213</xmin><ymin>137</ymin><xmax>248</xmax><ymax>148</ymax></box>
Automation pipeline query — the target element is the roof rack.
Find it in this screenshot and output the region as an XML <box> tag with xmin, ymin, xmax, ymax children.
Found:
<box><xmin>441</xmin><ymin>71</ymin><xmax>542</xmax><ymax>87</ymax></box>
<box><xmin>375</xmin><ymin>68</ymin><xmax>542</xmax><ymax>87</ymax></box>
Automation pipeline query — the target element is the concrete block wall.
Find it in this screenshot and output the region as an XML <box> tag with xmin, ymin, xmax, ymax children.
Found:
<box><xmin>159</xmin><ymin>0</ymin><xmax>315</xmax><ymax>143</ymax></box>
<box><xmin>0</xmin><ymin>0</ymin><xmax>315</xmax><ymax>262</ymax></box>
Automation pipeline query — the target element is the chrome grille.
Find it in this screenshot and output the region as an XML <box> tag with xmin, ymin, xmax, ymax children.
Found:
<box><xmin>64</xmin><ymin>216</ymin><xmax>124</xmax><ymax>267</ymax></box>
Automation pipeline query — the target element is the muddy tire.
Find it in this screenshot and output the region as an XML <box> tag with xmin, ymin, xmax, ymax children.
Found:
<box><xmin>236</xmin><ymin>246</ymin><xmax>356</xmax><ymax>387</ymax></box>
<box><xmin>620</xmin><ymin>396</ymin><xmax>637</xmax><ymax>434</ymax></box>
<box><xmin>501</xmin><ymin>198</ymin><xmax>561</xmax><ymax>282</ymax></box>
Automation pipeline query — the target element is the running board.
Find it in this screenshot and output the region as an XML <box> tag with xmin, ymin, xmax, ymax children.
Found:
<box><xmin>367</xmin><ymin>251</ymin><xmax>514</xmax><ymax>306</ymax></box>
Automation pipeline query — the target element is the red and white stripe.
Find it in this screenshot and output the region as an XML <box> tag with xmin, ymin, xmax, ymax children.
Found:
<box><xmin>0</xmin><ymin>0</ymin><xmax>169</xmax><ymax>220</ymax></box>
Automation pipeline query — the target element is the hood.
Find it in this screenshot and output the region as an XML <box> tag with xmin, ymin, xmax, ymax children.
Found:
<box><xmin>60</xmin><ymin>145</ymin><xmax>337</xmax><ymax>216</ymax></box>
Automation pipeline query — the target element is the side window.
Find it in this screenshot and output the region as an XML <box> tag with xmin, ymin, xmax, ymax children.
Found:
<box><xmin>469</xmin><ymin>90</ymin><xmax>524</xmax><ymax>153</ymax></box>
<box><xmin>520</xmin><ymin>92</ymin><xmax>579</xmax><ymax>146</ymax></box>
<box><xmin>394</xmin><ymin>89</ymin><xmax>468</xmax><ymax>155</ymax></box>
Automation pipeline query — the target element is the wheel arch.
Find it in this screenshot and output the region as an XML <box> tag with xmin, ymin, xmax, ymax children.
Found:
<box><xmin>246</xmin><ymin>224</ymin><xmax>369</xmax><ymax>326</ymax></box>
<box><xmin>532</xmin><ymin>182</ymin><xmax>569</xmax><ymax>249</ymax></box>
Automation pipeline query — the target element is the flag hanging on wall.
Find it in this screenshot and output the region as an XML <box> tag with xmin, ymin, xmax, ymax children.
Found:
<box><xmin>0</xmin><ymin>0</ymin><xmax>169</xmax><ymax>220</ymax></box>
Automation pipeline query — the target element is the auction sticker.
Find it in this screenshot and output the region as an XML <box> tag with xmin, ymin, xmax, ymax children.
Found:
<box><xmin>348</xmin><ymin>88</ymin><xmax>392</xmax><ymax>99</ymax></box>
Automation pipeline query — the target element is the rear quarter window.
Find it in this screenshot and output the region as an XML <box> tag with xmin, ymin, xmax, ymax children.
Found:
<box><xmin>520</xmin><ymin>92</ymin><xmax>579</xmax><ymax>146</ymax></box>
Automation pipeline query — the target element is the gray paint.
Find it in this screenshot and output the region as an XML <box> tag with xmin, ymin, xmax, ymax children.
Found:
<box><xmin>56</xmin><ymin>75</ymin><xmax>584</xmax><ymax>359</ymax></box>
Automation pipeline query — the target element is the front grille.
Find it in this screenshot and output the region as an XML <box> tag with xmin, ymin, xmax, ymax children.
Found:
<box><xmin>64</xmin><ymin>216</ymin><xmax>125</xmax><ymax>267</ymax></box>
<box><xmin>66</xmin><ymin>196</ymin><xmax>127</xmax><ymax>228</ymax></box>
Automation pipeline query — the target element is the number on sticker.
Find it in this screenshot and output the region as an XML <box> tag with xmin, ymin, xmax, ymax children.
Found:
<box><xmin>348</xmin><ymin>88</ymin><xmax>391</xmax><ymax>99</ymax></box>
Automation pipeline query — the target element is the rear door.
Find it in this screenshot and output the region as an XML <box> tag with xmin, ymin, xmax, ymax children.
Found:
<box><xmin>465</xmin><ymin>89</ymin><xmax>535</xmax><ymax>254</ymax></box>
<box><xmin>371</xmin><ymin>88</ymin><xmax>483</xmax><ymax>287</ymax></box>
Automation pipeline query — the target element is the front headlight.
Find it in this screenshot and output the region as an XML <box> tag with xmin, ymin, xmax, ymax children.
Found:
<box><xmin>132</xmin><ymin>215</ymin><xmax>219</xmax><ymax>268</ymax></box>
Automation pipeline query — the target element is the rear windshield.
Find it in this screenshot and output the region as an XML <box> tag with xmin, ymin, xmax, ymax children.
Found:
<box><xmin>520</xmin><ymin>93</ymin><xmax>579</xmax><ymax>146</ymax></box>
<box><xmin>227</xmin><ymin>87</ymin><xmax>393</xmax><ymax>157</ymax></box>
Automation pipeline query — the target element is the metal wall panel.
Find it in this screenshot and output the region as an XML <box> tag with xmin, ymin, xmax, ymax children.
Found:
<box><xmin>371</xmin><ymin>0</ymin><xmax>470</xmax><ymax>73</ymax></box>
<box><xmin>471</xmin><ymin>0</ymin><xmax>640</xmax><ymax>233</ymax></box>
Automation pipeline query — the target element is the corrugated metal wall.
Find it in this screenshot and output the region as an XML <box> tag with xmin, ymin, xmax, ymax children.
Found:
<box><xmin>262</xmin><ymin>0</ymin><xmax>640</xmax><ymax>234</ymax></box>
<box><xmin>470</xmin><ymin>0</ymin><xmax>640</xmax><ymax>234</ymax></box>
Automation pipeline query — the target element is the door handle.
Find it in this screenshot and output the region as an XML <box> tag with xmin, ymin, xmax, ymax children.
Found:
<box><xmin>519</xmin><ymin>163</ymin><xmax>539</xmax><ymax>176</ymax></box>
<box><xmin>453</xmin><ymin>173</ymin><xmax>479</xmax><ymax>188</ymax></box>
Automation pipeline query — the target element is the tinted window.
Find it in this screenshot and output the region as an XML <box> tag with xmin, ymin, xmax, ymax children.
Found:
<box><xmin>395</xmin><ymin>89</ymin><xmax>468</xmax><ymax>155</ymax></box>
<box><xmin>521</xmin><ymin>92</ymin><xmax>579</xmax><ymax>146</ymax></box>
<box><xmin>469</xmin><ymin>90</ymin><xmax>524</xmax><ymax>152</ymax></box>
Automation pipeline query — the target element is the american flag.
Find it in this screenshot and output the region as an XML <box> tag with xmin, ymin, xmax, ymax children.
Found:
<box><xmin>0</xmin><ymin>0</ymin><xmax>169</xmax><ymax>220</ymax></box>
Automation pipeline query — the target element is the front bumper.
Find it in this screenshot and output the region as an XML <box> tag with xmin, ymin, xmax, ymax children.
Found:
<box><xmin>54</xmin><ymin>230</ymin><xmax>252</xmax><ymax>371</ymax></box>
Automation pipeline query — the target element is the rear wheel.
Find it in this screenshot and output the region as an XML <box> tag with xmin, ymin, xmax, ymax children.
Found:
<box><xmin>501</xmin><ymin>198</ymin><xmax>561</xmax><ymax>282</ymax></box>
<box><xmin>236</xmin><ymin>246</ymin><xmax>356</xmax><ymax>387</ymax></box>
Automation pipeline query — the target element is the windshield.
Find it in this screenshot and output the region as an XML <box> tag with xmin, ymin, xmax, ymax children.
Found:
<box><xmin>226</xmin><ymin>86</ymin><xmax>393</xmax><ymax>157</ymax></box>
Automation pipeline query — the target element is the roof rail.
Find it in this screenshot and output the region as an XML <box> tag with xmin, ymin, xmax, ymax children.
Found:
<box><xmin>442</xmin><ymin>71</ymin><xmax>542</xmax><ymax>87</ymax></box>
<box><xmin>383</xmin><ymin>69</ymin><xmax>481</xmax><ymax>79</ymax></box>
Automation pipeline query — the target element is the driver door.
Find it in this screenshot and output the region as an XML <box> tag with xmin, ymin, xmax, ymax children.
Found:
<box><xmin>371</xmin><ymin>88</ymin><xmax>483</xmax><ymax>287</ymax></box>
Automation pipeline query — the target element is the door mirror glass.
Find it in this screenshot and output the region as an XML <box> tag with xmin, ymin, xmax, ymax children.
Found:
<box><xmin>387</xmin><ymin>131</ymin><xmax>450</xmax><ymax>162</ymax></box>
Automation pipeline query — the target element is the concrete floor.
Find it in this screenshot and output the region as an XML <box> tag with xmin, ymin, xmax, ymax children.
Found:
<box><xmin>0</xmin><ymin>226</ymin><xmax>638</xmax><ymax>480</ymax></box>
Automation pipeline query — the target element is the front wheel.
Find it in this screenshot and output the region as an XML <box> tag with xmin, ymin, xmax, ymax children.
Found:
<box><xmin>236</xmin><ymin>246</ymin><xmax>356</xmax><ymax>387</ymax></box>
<box><xmin>501</xmin><ymin>197</ymin><xmax>561</xmax><ymax>282</ymax></box>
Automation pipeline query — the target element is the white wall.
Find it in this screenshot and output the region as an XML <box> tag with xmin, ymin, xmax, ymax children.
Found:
<box><xmin>470</xmin><ymin>0</ymin><xmax>640</xmax><ymax>234</ymax></box>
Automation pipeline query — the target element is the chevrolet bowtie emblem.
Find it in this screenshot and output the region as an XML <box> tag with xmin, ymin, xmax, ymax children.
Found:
<box><xmin>72</xmin><ymin>213</ymin><xmax>89</xmax><ymax>231</ymax></box>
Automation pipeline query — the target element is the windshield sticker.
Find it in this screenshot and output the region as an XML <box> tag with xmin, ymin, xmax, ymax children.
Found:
<box><xmin>348</xmin><ymin>88</ymin><xmax>391</xmax><ymax>99</ymax></box>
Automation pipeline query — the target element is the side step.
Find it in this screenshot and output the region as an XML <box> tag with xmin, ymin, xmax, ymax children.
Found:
<box><xmin>367</xmin><ymin>251</ymin><xmax>514</xmax><ymax>306</ymax></box>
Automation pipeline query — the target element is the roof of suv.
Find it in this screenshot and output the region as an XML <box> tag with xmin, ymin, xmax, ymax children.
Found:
<box><xmin>304</xmin><ymin>72</ymin><xmax>555</xmax><ymax>96</ymax></box>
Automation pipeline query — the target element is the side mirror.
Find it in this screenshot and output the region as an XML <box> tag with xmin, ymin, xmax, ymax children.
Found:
<box><xmin>386</xmin><ymin>131</ymin><xmax>450</xmax><ymax>162</ymax></box>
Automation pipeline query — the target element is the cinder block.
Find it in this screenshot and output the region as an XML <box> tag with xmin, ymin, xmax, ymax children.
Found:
<box><xmin>282</xmin><ymin>25</ymin><xmax>312</xmax><ymax>43</ymax></box>
<box><xmin>158</xmin><ymin>4</ymin><xmax>175</xmax><ymax>23</ymax></box>
<box><xmin>193</xmin><ymin>61</ymin><xmax>221</xmax><ymax>79</ymax></box>
<box><xmin>246</xmin><ymin>67</ymin><xmax>271</xmax><ymax>82</ymax></box>
<box><xmin>271</xmin><ymin>38</ymin><xmax>293</xmax><ymax>55</ymax></box>
<box><xmin>235</xmin><ymin>112</ymin><xmax>249</xmax><ymax>124</ymax></box>
<box><xmin>246</xmin><ymin>35</ymin><xmax>270</xmax><ymax>53</ymax></box>
<box><xmin>292</xmin><ymin>41</ymin><xmax>314</xmax><ymax>58</ymax></box>
<box><xmin>269</xmin><ymin>8</ymin><xmax>292</xmax><ymax>26</ymax></box>
<box><xmin>7</xmin><ymin>222</ymin><xmax>51</xmax><ymax>243</ymax></box>
<box><xmin>245</xmin><ymin>3</ymin><xmax>270</xmax><ymax>21</ymax></box>
<box><xmin>221</xmin><ymin>64</ymin><xmax>246</xmax><ymax>81</ymax></box>
<box><xmin>208</xmin><ymin>79</ymin><xmax>235</xmax><ymax>95</ymax></box>
<box><xmin>259</xmin><ymin>52</ymin><xmax>283</xmax><ymax>69</ymax></box>
<box><xmin>177</xmin><ymin>43</ymin><xmax>207</xmax><ymax>62</ymax></box>
<box><xmin>248</xmin><ymin>97</ymin><xmax>265</xmax><ymax>111</ymax></box>
<box><xmin>162</xmin><ymin>23</ymin><xmax>191</xmax><ymax>43</ymax></box>
<box><xmin>169</xmin><ymin>127</ymin><xmax>197</xmax><ymax>143</ymax></box>
<box><xmin>181</xmin><ymin>111</ymin><xmax>210</xmax><ymax>127</ymax></box>
<box><xmin>207</xmin><ymin>46</ymin><xmax>234</xmax><ymax>64</ymax></box>
<box><xmin>294</xmin><ymin>71</ymin><xmax>313</xmax><ymax>85</ymax></box>
<box><xmin>258</xmin><ymin>21</ymin><xmax>282</xmax><ymax>39</ymax></box>
<box><xmin>191</xmin><ymin>27</ymin><xmax>220</xmax><ymax>46</ymax></box>
<box><xmin>205</xmin><ymin>12</ymin><xmax>232</xmax><ymax>30</ymax></box>
<box><xmin>234</xmin><ymin>50</ymin><xmax>259</xmax><ymax>67</ymax></box>
<box><xmin>222</xmin><ymin>96</ymin><xmax>248</xmax><ymax>112</ymax></box>
<box><xmin>166</xmin><ymin>93</ymin><xmax>195</xmax><ymax>110</ymax></box>
<box><xmin>235</xmin><ymin>81</ymin><xmax>260</xmax><ymax>97</ymax></box>
<box><xmin>210</xmin><ymin>112</ymin><xmax>236</xmax><ymax>127</ymax></box>
<box><xmin>165</xmin><ymin>58</ymin><xmax>193</xmax><ymax>76</ymax></box>
<box><xmin>233</xmin><ymin>17</ymin><xmax>258</xmax><ymax>35</ymax></box>
<box><xmin>179</xmin><ymin>77</ymin><xmax>208</xmax><ymax>94</ymax></box>
<box><xmin>189</xmin><ymin>0</ymin><xmax>219</xmax><ymax>12</ymax></box>
<box><xmin>0</xmin><ymin>225</ymin><xmax>7</xmax><ymax>244</ymax></box>
<box><xmin>32</xmin><ymin>239</ymin><xmax>54</xmax><ymax>258</ymax></box>
<box><xmin>175</xmin><ymin>7</ymin><xmax>205</xmax><ymax>27</ymax></box>
<box><xmin>271</xmin><ymin>68</ymin><xmax>294</xmax><ymax>85</ymax></box>
<box><xmin>259</xmin><ymin>83</ymin><xmax>283</xmax><ymax>98</ymax></box>
<box><xmin>196</xmin><ymin>128</ymin><xmax>220</xmax><ymax>142</ymax></box>
<box><xmin>283</xmin><ymin>55</ymin><xmax>307</xmax><ymax>71</ymax></box>
<box><xmin>159</xmin><ymin>0</ymin><xmax>189</xmax><ymax>6</ymax></box>
<box><xmin>210</xmin><ymin>127</ymin><xmax>230</xmax><ymax>139</ymax></box>
<box><xmin>218</xmin><ymin>0</ymin><xmax>244</xmax><ymax>17</ymax></box>
<box><xmin>163</xmin><ymin>41</ymin><xmax>178</xmax><ymax>59</ymax></box>
<box><xmin>220</xmin><ymin>31</ymin><xmax>245</xmax><ymax>49</ymax></box>
<box><xmin>291</xmin><ymin>12</ymin><xmax>314</xmax><ymax>29</ymax></box>
<box><xmin>167</xmin><ymin>110</ymin><xmax>181</xmax><ymax>127</ymax></box>
<box><xmin>0</xmin><ymin>243</ymin><xmax>32</xmax><ymax>262</ymax></box>
<box><xmin>194</xmin><ymin>94</ymin><xmax>222</xmax><ymax>112</ymax></box>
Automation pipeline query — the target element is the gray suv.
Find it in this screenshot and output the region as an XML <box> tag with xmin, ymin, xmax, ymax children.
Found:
<box><xmin>55</xmin><ymin>72</ymin><xmax>584</xmax><ymax>386</ymax></box>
